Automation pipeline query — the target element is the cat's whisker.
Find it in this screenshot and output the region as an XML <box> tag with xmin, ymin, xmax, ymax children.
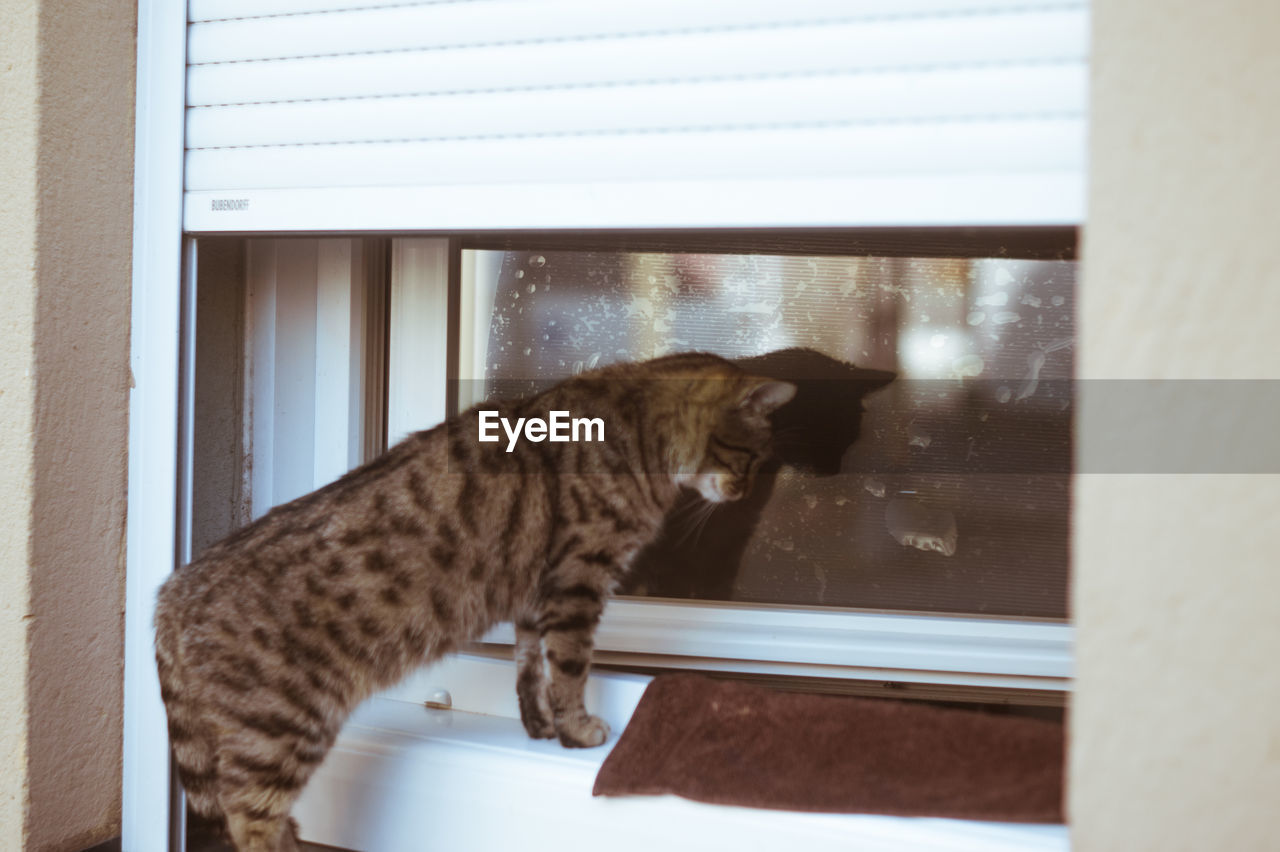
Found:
<box><xmin>663</xmin><ymin>494</ymin><xmax>723</xmax><ymax>547</ymax></box>
<box><xmin>666</xmin><ymin>500</ymin><xmax>714</xmax><ymax>546</ymax></box>
<box><xmin>689</xmin><ymin>501</ymin><xmax>720</xmax><ymax>550</ymax></box>
<box><xmin>665</xmin><ymin>497</ymin><xmax>706</xmax><ymax>524</ymax></box>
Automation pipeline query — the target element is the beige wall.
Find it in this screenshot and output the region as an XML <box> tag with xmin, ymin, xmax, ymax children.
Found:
<box><xmin>1073</xmin><ymin>1</ymin><xmax>1280</xmax><ymax>848</ymax></box>
<box><xmin>0</xmin><ymin>0</ymin><xmax>135</xmax><ymax>848</ymax></box>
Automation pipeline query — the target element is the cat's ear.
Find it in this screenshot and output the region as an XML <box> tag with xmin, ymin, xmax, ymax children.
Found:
<box><xmin>856</xmin><ymin>368</ymin><xmax>897</xmax><ymax>391</ymax></box>
<box><xmin>738</xmin><ymin>379</ymin><xmax>797</xmax><ymax>416</ymax></box>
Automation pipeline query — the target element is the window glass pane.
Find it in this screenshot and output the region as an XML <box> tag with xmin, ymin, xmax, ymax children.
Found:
<box><xmin>466</xmin><ymin>250</ymin><xmax>1073</xmax><ymax>619</ymax></box>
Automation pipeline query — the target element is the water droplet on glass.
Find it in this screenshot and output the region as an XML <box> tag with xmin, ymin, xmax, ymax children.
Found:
<box><xmin>907</xmin><ymin>421</ymin><xmax>932</xmax><ymax>449</ymax></box>
<box><xmin>1051</xmin><ymin>295</ymin><xmax>1065</xmax><ymax>307</ymax></box>
<box><xmin>976</xmin><ymin>291</ymin><xmax>1009</xmax><ymax>307</ymax></box>
<box><xmin>527</xmin><ymin>284</ymin><xmax>536</xmax><ymax>294</ymax></box>
<box><xmin>522</xmin><ymin>347</ymin><xmax>532</xmax><ymax>356</ymax></box>
<box><xmin>863</xmin><ymin>478</ymin><xmax>886</xmax><ymax>498</ymax></box>
<box><xmin>1016</xmin><ymin>349</ymin><xmax>1047</xmax><ymax>400</ymax></box>
<box><xmin>996</xmin><ymin>386</ymin><xmax>1012</xmax><ymax>403</ymax></box>
<box><xmin>514</xmin><ymin>269</ymin><xmax>525</xmax><ymax>279</ymax></box>
<box><xmin>929</xmin><ymin>333</ymin><xmax>947</xmax><ymax>349</ymax></box>
<box><xmin>529</xmin><ymin>255</ymin><xmax>546</xmax><ymax>268</ymax></box>
<box><xmin>993</xmin><ymin>311</ymin><xmax>1021</xmax><ymax>325</ymax></box>
<box><xmin>813</xmin><ymin>566</ymin><xmax>827</xmax><ymax>603</ymax></box>
<box><xmin>885</xmin><ymin>498</ymin><xmax>958</xmax><ymax>557</ymax></box>
<box><xmin>951</xmin><ymin>354</ymin><xmax>985</xmax><ymax>377</ymax></box>
<box><xmin>966</xmin><ymin>311</ymin><xmax>986</xmax><ymax>326</ymax></box>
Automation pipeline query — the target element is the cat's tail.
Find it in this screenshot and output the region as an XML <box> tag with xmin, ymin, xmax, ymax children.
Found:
<box><xmin>154</xmin><ymin>594</ymin><xmax>222</xmax><ymax>821</ymax></box>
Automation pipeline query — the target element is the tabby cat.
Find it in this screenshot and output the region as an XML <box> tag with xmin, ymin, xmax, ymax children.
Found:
<box><xmin>155</xmin><ymin>352</ymin><xmax>795</xmax><ymax>851</ymax></box>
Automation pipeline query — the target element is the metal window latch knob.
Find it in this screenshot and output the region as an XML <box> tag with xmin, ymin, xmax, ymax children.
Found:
<box><xmin>424</xmin><ymin>688</ymin><xmax>452</xmax><ymax>710</ymax></box>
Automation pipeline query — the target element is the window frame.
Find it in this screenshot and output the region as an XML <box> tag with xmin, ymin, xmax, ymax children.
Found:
<box><xmin>131</xmin><ymin>229</ymin><xmax>1076</xmax><ymax>850</ymax></box>
<box><xmin>123</xmin><ymin>0</ymin><xmax>188</xmax><ymax>848</ymax></box>
<box><xmin>384</xmin><ymin>236</ymin><xmax>1073</xmax><ymax>701</ymax></box>
<box><xmin>125</xmin><ymin>1</ymin><xmax>1081</xmax><ymax>845</ymax></box>
<box><xmin>216</xmin><ymin>233</ymin><xmax>1073</xmax><ymax>707</ymax></box>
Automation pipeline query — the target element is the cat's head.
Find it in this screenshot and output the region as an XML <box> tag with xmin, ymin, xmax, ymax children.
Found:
<box><xmin>647</xmin><ymin>355</ymin><xmax>796</xmax><ymax>503</ymax></box>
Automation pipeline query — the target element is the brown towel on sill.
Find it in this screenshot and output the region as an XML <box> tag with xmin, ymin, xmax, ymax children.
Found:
<box><xmin>593</xmin><ymin>674</ymin><xmax>1064</xmax><ymax>823</ymax></box>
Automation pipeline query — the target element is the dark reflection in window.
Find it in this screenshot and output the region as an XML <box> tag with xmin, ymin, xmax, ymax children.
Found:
<box><xmin>471</xmin><ymin>251</ymin><xmax>1073</xmax><ymax>619</ymax></box>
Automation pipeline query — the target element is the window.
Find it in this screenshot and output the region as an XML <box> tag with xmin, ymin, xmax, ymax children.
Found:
<box><xmin>192</xmin><ymin>232</ymin><xmax>1074</xmax><ymax>700</ymax></box>
<box><xmin>128</xmin><ymin>2</ymin><xmax>1087</xmax><ymax>848</ymax></box>
<box><xmin>185</xmin><ymin>229</ymin><xmax>1074</xmax><ymax>851</ymax></box>
<box><xmin>463</xmin><ymin>248</ymin><xmax>1072</xmax><ymax>618</ymax></box>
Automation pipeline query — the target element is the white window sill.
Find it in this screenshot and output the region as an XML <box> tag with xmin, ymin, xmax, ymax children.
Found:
<box><xmin>293</xmin><ymin>659</ymin><xmax>1068</xmax><ymax>852</ymax></box>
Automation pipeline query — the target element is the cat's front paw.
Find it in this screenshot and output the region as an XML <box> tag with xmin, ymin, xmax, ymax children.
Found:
<box><xmin>556</xmin><ymin>713</ymin><xmax>610</xmax><ymax>748</ymax></box>
<box><xmin>520</xmin><ymin>711</ymin><xmax>556</xmax><ymax>740</ymax></box>
<box><xmin>517</xmin><ymin>677</ymin><xmax>555</xmax><ymax>739</ymax></box>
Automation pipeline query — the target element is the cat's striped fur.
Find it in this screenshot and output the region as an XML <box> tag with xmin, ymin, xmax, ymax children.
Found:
<box><xmin>154</xmin><ymin>352</ymin><xmax>795</xmax><ymax>851</ymax></box>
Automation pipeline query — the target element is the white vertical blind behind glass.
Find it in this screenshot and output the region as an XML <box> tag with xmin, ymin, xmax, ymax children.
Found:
<box><xmin>246</xmin><ymin>239</ymin><xmax>382</xmax><ymax>515</ymax></box>
<box><xmin>184</xmin><ymin>0</ymin><xmax>1088</xmax><ymax>231</ymax></box>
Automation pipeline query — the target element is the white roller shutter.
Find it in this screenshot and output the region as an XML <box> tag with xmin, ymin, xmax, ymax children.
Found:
<box><xmin>184</xmin><ymin>0</ymin><xmax>1088</xmax><ymax>232</ymax></box>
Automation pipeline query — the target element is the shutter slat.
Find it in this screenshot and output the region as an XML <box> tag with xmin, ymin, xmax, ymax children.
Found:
<box><xmin>188</xmin><ymin>0</ymin><xmax>471</xmax><ymax>24</ymax></box>
<box><xmin>186</xmin><ymin>119</ymin><xmax>1082</xmax><ymax>190</ymax></box>
<box><xmin>185</xmin><ymin>173</ymin><xmax>1083</xmax><ymax>231</ymax></box>
<box><xmin>187</xmin><ymin>11</ymin><xmax>1086</xmax><ymax>106</ymax></box>
<box><xmin>190</xmin><ymin>0</ymin><xmax>1076</xmax><ymax>24</ymax></box>
<box><xmin>187</xmin><ymin>66</ymin><xmax>1084</xmax><ymax>149</ymax></box>
<box><xmin>187</xmin><ymin>0</ymin><xmax>1084</xmax><ymax>64</ymax></box>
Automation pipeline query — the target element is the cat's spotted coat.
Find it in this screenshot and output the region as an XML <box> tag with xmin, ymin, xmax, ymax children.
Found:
<box><xmin>155</xmin><ymin>353</ymin><xmax>794</xmax><ymax>851</ymax></box>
